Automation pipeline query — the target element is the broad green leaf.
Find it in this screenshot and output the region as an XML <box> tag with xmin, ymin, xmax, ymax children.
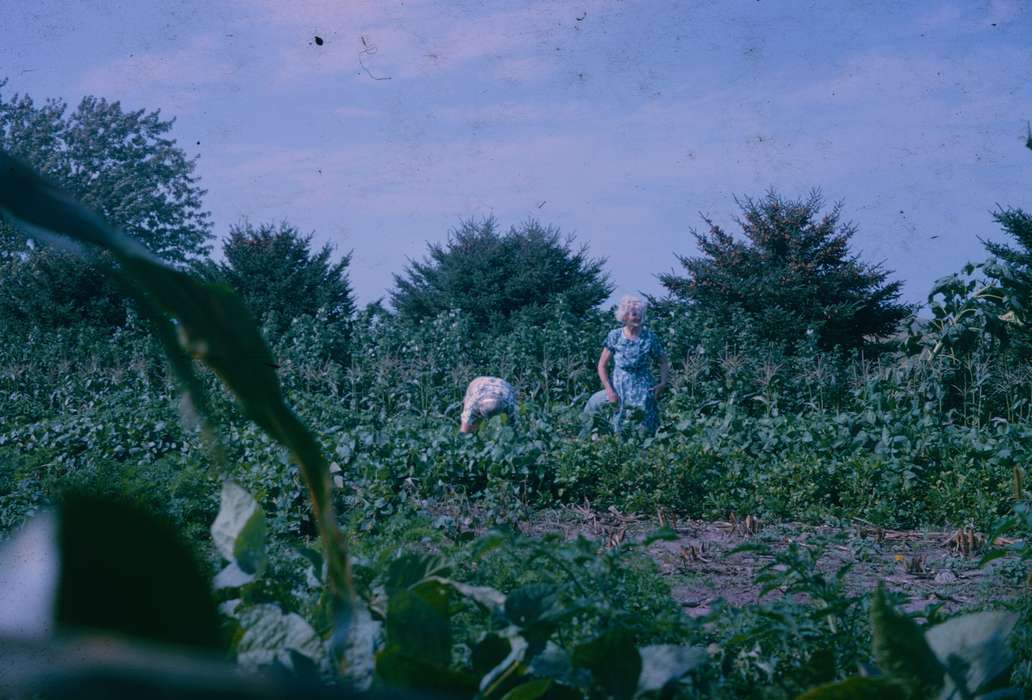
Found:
<box><xmin>479</xmin><ymin>633</ymin><xmax>530</xmax><ymax>697</ymax></box>
<box><xmin>505</xmin><ymin>584</ymin><xmax>564</xmax><ymax>656</ymax></box>
<box><xmin>501</xmin><ymin>678</ymin><xmax>552</xmax><ymax>700</ymax></box>
<box><xmin>795</xmin><ymin>676</ymin><xmax>909</xmax><ymax>699</ymax></box>
<box><xmin>294</xmin><ymin>544</ymin><xmax>324</xmax><ymax>583</ymax></box>
<box><xmin>505</xmin><ymin>584</ymin><xmax>563</xmax><ymax>627</ymax></box>
<box><xmin>636</xmin><ymin>644</ymin><xmax>708</xmax><ymax>696</ymax></box>
<box><xmin>572</xmin><ymin>627</ymin><xmax>642</xmax><ymax>700</ymax></box>
<box><xmin>471</xmin><ymin>530</ymin><xmax>508</xmax><ymax>560</ymax></box>
<box><xmin>55</xmin><ymin>492</ymin><xmax>221</xmax><ymax>650</ymax></box>
<box><xmin>870</xmin><ymin>584</ymin><xmax>944</xmax><ymax>696</ymax></box>
<box><xmin>211</xmin><ymin>481</ymin><xmax>267</xmax><ymax>577</ymax></box>
<box><xmin>340</xmin><ymin>604</ymin><xmax>382</xmax><ymax>691</ymax></box>
<box><xmin>408</xmin><ymin>579</ymin><xmax>453</xmax><ymax>619</ymax></box>
<box><xmin>235</xmin><ymin>603</ymin><xmax>326</xmax><ymax>673</ymax></box>
<box><xmin>384</xmin><ymin>588</ymin><xmax>450</xmax><ymax>667</ymax></box>
<box><xmin>375</xmin><ymin>647</ymin><xmax>478</xmax><ymax>693</ymax></box>
<box><xmin>385</xmin><ymin>553</ymin><xmax>449</xmax><ymax>594</ymax></box>
<box><xmin>926</xmin><ymin>611</ymin><xmax>1016</xmax><ymax>697</ymax></box>
<box><xmin>473</xmin><ymin>633</ymin><xmax>514</xmax><ymax>678</ymax></box>
<box><xmin>428</xmin><ymin>576</ymin><xmax>506</xmax><ymax>615</ymax></box>
<box><xmin>0</xmin><ymin>152</ymin><xmax>352</xmax><ymax>603</ymax></box>
<box><xmin>527</xmin><ymin>642</ymin><xmax>576</xmax><ymax>684</ymax></box>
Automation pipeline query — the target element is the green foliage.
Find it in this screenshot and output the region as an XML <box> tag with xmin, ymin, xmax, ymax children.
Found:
<box><xmin>982</xmin><ymin>207</ymin><xmax>1032</xmax><ymax>294</ymax></box>
<box><xmin>2</xmin><ymin>130</ymin><xmax>1032</xmax><ymax>696</ymax></box>
<box><xmin>702</xmin><ymin>535</ymin><xmax>869</xmax><ymax>698</ymax></box>
<box><xmin>659</xmin><ymin>190</ymin><xmax>911</xmax><ymax>352</ymax></box>
<box><xmin>0</xmin><ymin>149</ymin><xmax>351</xmax><ymax>608</ymax></box>
<box><xmin>200</xmin><ymin>220</ymin><xmax>354</xmax><ymax>352</ymax></box>
<box><xmin>391</xmin><ymin>217</ymin><xmax>613</xmax><ymax>331</ymax></box>
<box><xmin>796</xmin><ymin>678</ymin><xmax>908</xmax><ymax>700</ymax></box>
<box><xmin>55</xmin><ymin>491</ymin><xmax>222</xmax><ymax>649</ymax></box>
<box><xmin>211</xmin><ymin>481</ymin><xmax>269</xmax><ymax>587</ymax></box>
<box><xmin>798</xmin><ymin>584</ymin><xmax>1017</xmax><ymax>699</ymax></box>
<box><xmin>0</xmin><ymin>81</ymin><xmax>211</xmax><ymax>327</ymax></box>
<box><xmin>870</xmin><ymin>584</ymin><xmax>944</xmax><ymax>696</ymax></box>
<box><xmin>350</xmin><ymin>530</ymin><xmax>706</xmax><ymax>699</ymax></box>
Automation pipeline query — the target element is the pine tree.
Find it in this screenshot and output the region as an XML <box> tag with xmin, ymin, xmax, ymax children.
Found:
<box><xmin>391</xmin><ymin>217</ymin><xmax>612</xmax><ymax>332</ymax></box>
<box><xmin>659</xmin><ymin>190</ymin><xmax>911</xmax><ymax>351</ymax></box>
<box><xmin>205</xmin><ymin>221</ymin><xmax>355</xmax><ymax>339</ymax></box>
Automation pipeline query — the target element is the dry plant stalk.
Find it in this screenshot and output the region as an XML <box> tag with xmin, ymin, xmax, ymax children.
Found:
<box><xmin>943</xmin><ymin>527</ymin><xmax>984</xmax><ymax>556</ymax></box>
<box><xmin>903</xmin><ymin>554</ymin><xmax>927</xmax><ymax>575</ymax></box>
<box><xmin>679</xmin><ymin>543</ymin><xmax>708</xmax><ymax>568</ymax></box>
<box><xmin>606</xmin><ymin>526</ymin><xmax>627</xmax><ymax>549</ymax></box>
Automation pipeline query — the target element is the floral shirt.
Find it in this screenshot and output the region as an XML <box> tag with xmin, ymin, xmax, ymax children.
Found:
<box><xmin>603</xmin><ymin>328</ymin><xmax>666</xmax><ymax>433</ymax></box>
<box><xmin>461</xmin><ymin>376</ymin><xmax>517</xmax><ymax>427</ymax></box>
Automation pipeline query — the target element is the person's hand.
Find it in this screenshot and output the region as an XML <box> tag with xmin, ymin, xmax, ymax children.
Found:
<box><xmin>606</xmin><ymin>388</ymin><xmax>619</xmax><ymax>404</ymax></box>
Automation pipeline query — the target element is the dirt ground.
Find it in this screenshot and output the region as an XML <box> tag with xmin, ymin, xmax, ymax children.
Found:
<box><xmin>509</xmin><ymin>505</ymin><xmax>1027</xmax><ymax>617</ymax></box>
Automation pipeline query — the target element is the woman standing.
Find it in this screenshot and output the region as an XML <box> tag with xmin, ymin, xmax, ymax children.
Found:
<box><xmin>597</xmin><ymin>295</ymin><xmax>670</xmax><ymax>435</ymax></box>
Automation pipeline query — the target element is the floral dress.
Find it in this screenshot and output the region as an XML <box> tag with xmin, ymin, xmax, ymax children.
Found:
<box><xmin>604</xmin><ymin>328</ymin><xmax>666</xmax><ymax>434</ymax></box>
<box><xmin>461</xmin><ymin>376</ymin><xmax>517</xmax><ymax>427</ymax></box>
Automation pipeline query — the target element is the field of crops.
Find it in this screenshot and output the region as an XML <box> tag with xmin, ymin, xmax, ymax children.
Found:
<box><xmin>2</xmin><ymin>289</ymin><xmax>1032</xmax><ymax>696</ymax></box>
<box><xmin>2</xmin><ymin>151</ymin><xmax>1032</xmax><ymax>698</ymax></box>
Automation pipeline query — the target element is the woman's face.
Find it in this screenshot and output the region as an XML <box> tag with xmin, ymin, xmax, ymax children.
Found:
<box><xmin>624</xmin><ymin>306</ymin><xmax>642</xmax><ymax>328</ymax></box>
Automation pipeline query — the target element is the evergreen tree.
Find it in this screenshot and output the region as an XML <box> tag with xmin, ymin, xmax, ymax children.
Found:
<box><xmin>207</xmin><ymin>221</ymin><xmax>354</xmax><ymax>341</ymax></box>
<box><xmin>982</xmin><ymin>207</ymin><xmax>1032</xmax><ymax>298</ymax></box>
<box><xmin>659</xmin><ymin>190</ymin><xmax>911</xmax><ymax>351</ymax></box>
<box><xmin>391</xmin><ymin>217</ymin><xmax>612</xmax><ymax>332</ymax></box>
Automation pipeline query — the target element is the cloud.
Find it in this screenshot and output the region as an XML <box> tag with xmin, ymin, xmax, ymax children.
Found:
<box><xmin>335</xmin><ymin>106</ymin><xmax>382</xmax><ymax>120</ymax></box>
<box><xmin>78</xmin><ymin>35</ymin><xmax>238</xmax><ymax>113</ymax></box>
<box><xmin>493</xmin><ymin>56</ymin><xmax>555</xmax><ymax>83</ymax></box>
<box><xmin>431</xmin><ymin>101</ymin><xmax>586</xmax><ymax>125</ymax></box>
<box><xmin>244</xmin><ymin>0</ymin><xmax>602</xmax><ymax>85</ymax></box>
<box><xmin>80</xmin><ymin>35</ymin><xmax>234</xmax><ymax>95</ymax></box>
<box><xmin>916</xmin><ymin>0</ymin><xmax>1029</xmax><ymax>33</ymax></box>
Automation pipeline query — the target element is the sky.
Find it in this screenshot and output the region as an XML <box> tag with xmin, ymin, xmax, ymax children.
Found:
<box><xmin>2</xmin><ymin>0</ymin><xmax>1030</xmax><ymax>308</ymax></box>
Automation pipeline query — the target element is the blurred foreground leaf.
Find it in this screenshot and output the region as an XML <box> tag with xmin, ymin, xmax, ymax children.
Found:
<box><xmin>795</xmin><ymin>677</ymin><xmax>908</xmax><ymax>700</ymax></box>
<box><xmin>211</xmin><ymin>481</ymin><xmax>268</xmax><ymax>588</ymax></box>
<box><xmin>870</xmin><ymin>584</ymin><xmax>943</xmax><ymax>697</ymax></box>
<box><xmin>235</xmin><ymin>604</ymin><xmax>326</xmax><ymax>673</ymax></box>
<box><xmin>572</xmin><ymin>628</ymin><xmax>641</xmax><ymax>700</ymax></box>
<box><xmin>57</xmin><ymin>492</ymin><xmax>221</xmax><ymax>650</ymax></box>
<box><xmin>926</xmin><ymin>611</ymin><xmax>1016</xmax><ymax>697</ymax></box>
<box><xmin>0</xmin><ymin>151</ymin><xmax>352</xmax><ymax>607</ymax></box>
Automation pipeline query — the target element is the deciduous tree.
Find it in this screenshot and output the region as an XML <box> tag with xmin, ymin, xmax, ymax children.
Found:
<box><xmin>0</xmin><ymin>81</ymin><xmax>211</xmax><ymax>326</ymax></box>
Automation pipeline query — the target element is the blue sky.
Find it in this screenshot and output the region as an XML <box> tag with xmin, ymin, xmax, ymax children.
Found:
<box><xmin>2</xmin><ymin>0</ymin><xmax>1030</xmax><ymax>307</ymax></box>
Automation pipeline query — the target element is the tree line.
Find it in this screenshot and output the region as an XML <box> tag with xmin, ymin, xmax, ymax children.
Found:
<box><xmin>2</xmin><ymin>83</ymin><xmax>1029</xmax><ymax>361</ymax></box>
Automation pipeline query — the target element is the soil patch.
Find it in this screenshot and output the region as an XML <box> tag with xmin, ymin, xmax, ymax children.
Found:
<box><xmin>507</xmin><ymin>505</ymin><xmax>1026</xmax><ymax>617</ymax></box>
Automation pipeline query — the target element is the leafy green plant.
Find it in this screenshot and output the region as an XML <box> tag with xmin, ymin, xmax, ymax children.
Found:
<box><xmin>0</xmin><ymin>151</ymin><xmax>352</xmax><ymax>610</ymax></box>
<box><xmin>391</xmin><ymin>217</ymin><xmax>612</xmax><ymax>333</ymax></box>
<box><xmin>798</xmin><ymin>585</ymin><xmax>1017</xmax><ymax>699</ymax></box>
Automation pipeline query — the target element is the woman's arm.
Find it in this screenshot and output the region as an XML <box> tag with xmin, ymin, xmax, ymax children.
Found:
<box><xmin>597</xmin><ymin>347</ymin><xmax>618</xmax><ymax>403</ymax></box>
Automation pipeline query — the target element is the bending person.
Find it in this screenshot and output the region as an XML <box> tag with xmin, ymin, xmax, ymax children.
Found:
<box><xmin>597</xmin><ymin>295</ymin><xmax>670</xmax><ymax>435</ymax></box>
<box><xmin>460</xmin><ymin>376</ymin><xmax>517</xmax><ymax>433</ymax></box>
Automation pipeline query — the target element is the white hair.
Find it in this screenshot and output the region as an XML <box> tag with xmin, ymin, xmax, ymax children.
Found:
<box><xmin>614</xmin><ymin>295</ymin><xmax>647</xmax><ymax>323</ymax></box>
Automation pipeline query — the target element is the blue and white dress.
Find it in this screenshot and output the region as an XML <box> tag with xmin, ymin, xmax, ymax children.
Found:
<box><xmin>604</xmin><ymin>328</ymin><xmax>666</xmax><ymax>434</ymax></box>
